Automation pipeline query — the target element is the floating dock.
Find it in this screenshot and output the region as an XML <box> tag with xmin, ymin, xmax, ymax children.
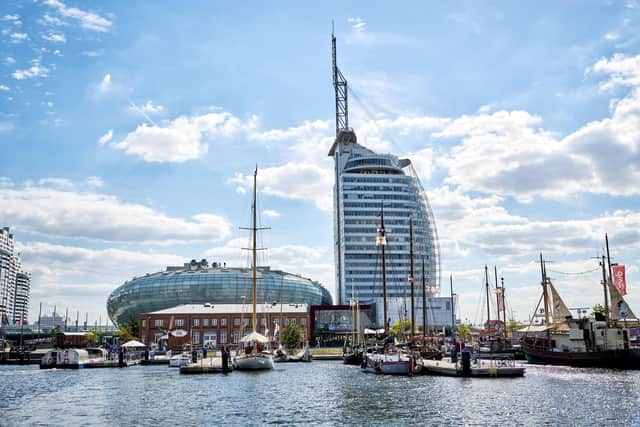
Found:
<box><xmin>422</xmin><ymin>358</ymin><xmax>525</xmax><ymax>377</ymax></box>
<box><xmin>179</xmin><ymin>357</ymin><xmax>232</xmax><ymax>374</ymax></box>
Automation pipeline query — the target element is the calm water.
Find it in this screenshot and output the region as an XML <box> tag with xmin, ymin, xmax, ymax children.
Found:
<box><xmin>1</xmin><ymin>361</ymin><xmax>639</xmax><ymax>426</ymax></box>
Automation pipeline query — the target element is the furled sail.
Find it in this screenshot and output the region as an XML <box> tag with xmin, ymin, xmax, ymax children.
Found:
<box><xmin>548</xmin><ymin>279</ymin><xmax>573</xmax><ymax>322</ymax></box>
<box><xmin>608</xmin><ymin>279</ymin><xmax>637</xmax><ymax>320</ymax></box>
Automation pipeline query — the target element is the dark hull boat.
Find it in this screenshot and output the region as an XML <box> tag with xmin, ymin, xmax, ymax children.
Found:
<box><xmin>522</xmin><ymin>337</ymin><xmax>640</xmax><ymax>369</ymax></box>
<box><xmin>343</xmin><ymin>350</ymin><xmax>363</xmax><ymax>365</ymax></box>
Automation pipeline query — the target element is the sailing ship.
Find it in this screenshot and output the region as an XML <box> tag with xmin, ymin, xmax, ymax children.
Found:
<box><xmin>521</xmin><ymin>236</ymin><xmax>640</xmax><ymax>368</ymax></box>
<box><xmin>362</xmin><ymin>213</ymin><xmax>421</xmax><ymax>375</ymax></box>
<box><xmin>233</xmin><ymin>168</ymin><xmax>275</xmax><ymax>371</ymax></box>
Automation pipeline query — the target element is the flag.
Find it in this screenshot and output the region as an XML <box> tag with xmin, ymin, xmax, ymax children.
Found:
<box><xmin>612</xmin><ymin>265</ymin><xmax>627</xmax><ymax>296</ymax></box>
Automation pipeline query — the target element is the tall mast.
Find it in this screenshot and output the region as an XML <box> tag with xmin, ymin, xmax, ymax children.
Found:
<box><xmin>450</xmin><ymin>275</ymin><xmax>455</xmax><ymax>337</ymax></box>
<box><xmin>252</xmin><ymin>167</ymin><xmax>258</xmax><ymax>333</ymax></box>
<box><xmin>422</xmin><ymin>255</ymin><xmax>427</xmax><ymax>336</ymax></box>
<box><xmin>332</xmin><ymin>29</ymin><xmax>348</xmax><ymax>135</ymax></box>
<box><xmin>605</xmin><ymin>234</ymin><xmax>613</xmax><ymax>324</ymax></box>
<box><xmin>601</xmin><ymin>255</ymin><xmax>609</xmax><ymax>325</ymax></box>
<box><xmin>540</xmin><ymin>253</ymin><xmax>550</xmax><ymax>326</ymax></box>
<box><xmin>409</xmin><ymin>216</ymin><xmax>415</xmax><ymax>340</ymax></box>
<box><xmin>501</xmin><ymin>277</ymin><xmax>507</xmax><ymax>339</ymax></box>
<box><xmin>484</xmin><ymin>265</ymin><xmax>491</xmax><ymax>329</ymax></box>
<box><xmin>494</xmin><ymin>266</ymin><xmax>501</xmax><ymax>323</ymax></box>
<box><xmin>377</xmin><ymin>204</ymin><xmax>388</xmax><ymax>331</ymax></box>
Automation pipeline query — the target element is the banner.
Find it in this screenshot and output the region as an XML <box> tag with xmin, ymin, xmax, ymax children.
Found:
<box><xmin>612</xmin><ymin>265</ymin><xmax>627</xmax><ymax>296</ymax></box>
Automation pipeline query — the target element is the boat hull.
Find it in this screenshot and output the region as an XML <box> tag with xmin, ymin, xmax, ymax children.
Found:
<box><xmin>234</xmin><ymin>354</ymin><xmax>274</xmax><ymax>370</ymax></box>
<box><xmin>523</xmin><ymin>346</ymin><xmax>640</xmax><ymax>369</ymax></box>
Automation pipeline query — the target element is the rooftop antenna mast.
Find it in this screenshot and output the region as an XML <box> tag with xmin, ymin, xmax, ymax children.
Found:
<box><xmin>332</xmin><ymin>24</ymin><xmax>349</xmax><ymax>135</ymax></box>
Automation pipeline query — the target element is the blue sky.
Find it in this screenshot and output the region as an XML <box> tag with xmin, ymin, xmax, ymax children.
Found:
<box><xmin>1</xmin><ymin>0</ymin><xmax>640</xmax><ymax>326</ymax></box>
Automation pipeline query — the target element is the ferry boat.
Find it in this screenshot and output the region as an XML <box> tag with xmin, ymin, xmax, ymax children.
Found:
<box><xmin>521</xmin><ymin>244</ymin><xmax>640</xmax><ymax>369</ymax></box>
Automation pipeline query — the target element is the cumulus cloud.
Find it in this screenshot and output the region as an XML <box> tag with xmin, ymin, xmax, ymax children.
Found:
<box><xmin>0</xmin><ymin>85</ymin><xmax>9</xmax><ymax>91</ymax></box>
<box><xmin>98</xmin><ymin>73</ymin><xmax>112</xmax><ymax>93</ymax></box>
<box><xmin>5</xmin><ymin>57</ymin><xmax>16</xmax><ymax>65</ymax></box>
<box><xmin>262</xmin><ymin>209</ymin><xmax>280</xmax><ymax>218</ymax></box>
<box><xmin>10</xmin><ymin>32</ymin><xmax>28</xmax><ymax>43</ymax></box>
<box><xmin>0</xmin><ymin>184</ymin><xmax>231</xmax><ymax>244</ymax></box>
<box><xmin>112</xmin><ymin>111</ymin><xmax>257</xmax><ymax>163</ymax></box>
<box><xmin>43</xmin><ymin>0</ymin><xmax>112</xmax><ymax>32</ymax></box>
<box><xmin>12</xmin><ymin>60</ymin><xmax>49</xmax><ymax>80</ymax></box>
<box><xmin>133</xmin><ymin>100</ymin><xmax>163</xmax><ymax>115</ymax></box>
<box><xmin>98</xmin><ymin>129</ymin><xmax>113</xmax><ymax>145</ymax></box>
<box><xmin>38</xmin><ymin>177</ymin><xmax>74</xmax><ymax>188</ymax></box>
<box><xmin>42</xmin><ymin>33</ymin><xmax>66</xmax><ymax>43</ymax></box>
<box><xmin>229</xmin><ymin>162</ymin><xmax>334</xmax><ymax>211</ymax></box>
<box><xmin>86</xmin><ymin>176</ymin><xmax>104</xmax><ymax>188</ymax></box>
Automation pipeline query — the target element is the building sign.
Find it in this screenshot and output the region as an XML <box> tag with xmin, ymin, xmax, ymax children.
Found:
<box><xmin>612</xmin><ymin>265</ymin><xmax>627</xmax><ymax>296</ymax></box>
<box><xmin>171</xmin><ymin>329</ymin><xmax>188</xmax><ymax>337</ymax></box>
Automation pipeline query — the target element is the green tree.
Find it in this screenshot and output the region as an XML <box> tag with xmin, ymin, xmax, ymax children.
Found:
<box><xmin>592</xmin><ymin>304</ymin><xmax>606</xmax><ymax>316</ymax></box>
<box><xmin>281</xmin><ymin>323</ymin><xmax>303</xmax><ymax>350</ymax></box>
<box><xmin>456</xmin><ymin>324</ymin><xmax>472</xmax><ymax>339</ymax></box>
<box><xmin>114</xmin><ymin>317</ymin><xmax>139</xmax><ymax>343</ymax></box>
<box><xmin>83</xmin><ymin>328</ymin><xmax>101</xmax><ymax>346</ymax></box>
<box><xmin>389</xmin><ymin>318</ymin><xmax>411</xmax><ymax>337</ymax></box>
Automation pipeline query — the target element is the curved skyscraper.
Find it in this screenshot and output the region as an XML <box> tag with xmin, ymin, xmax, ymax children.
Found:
<box><xmin>329</xmin><ymin>34</ymin><xmax>440</xmax><ymax>328</ymax></box>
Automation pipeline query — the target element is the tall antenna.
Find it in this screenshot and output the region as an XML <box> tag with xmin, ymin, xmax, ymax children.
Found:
<box><xmin>332</xmin><ymin>30</ymin><xmax>349</xmax><ymax>136</ymax></box>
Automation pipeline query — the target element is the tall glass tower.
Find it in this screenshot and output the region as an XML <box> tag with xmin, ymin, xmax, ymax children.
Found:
<box><xmin>329</xmin><ymin>34</ymin><xmax>440</xmax><ymax>328</ymax></box>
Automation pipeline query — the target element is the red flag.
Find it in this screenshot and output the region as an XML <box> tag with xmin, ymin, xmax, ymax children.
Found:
<box><xmin>612</xmin><ymin>265</ymin><xmax>627</xmax><ymax>296</ymax></box>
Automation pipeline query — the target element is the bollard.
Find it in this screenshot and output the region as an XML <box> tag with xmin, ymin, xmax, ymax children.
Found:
<box><xmin>461</xmin><ymin>349</ymin><xmax>471</xmax><ymax>377</ymax></box>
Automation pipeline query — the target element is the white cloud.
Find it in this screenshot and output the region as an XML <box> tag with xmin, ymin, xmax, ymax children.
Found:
<box><xmin>2</xmin><ymin>14</ymin><xmax>20</xmax><ymax>21</ymax></box>
<box><xmin>98</xmin><ymin>129</ymin><xmax>113</xmax><ymax>145</ymax></box>
<box><xmin>42</xmin><ymin>33</ymin><xmax>66</xmax><ymax>43</ymax></box>
<box><xmin>0</xmin><ymin>85</ymin><xmax>9</xmax><ymax>91</ymax></box>
<box><xmin>5</xmin><ymin>57</ymin><xmax>16</xmax><ymax>65</ymax></box>
<box><xmin>262</xmin><ymin>209</ymin><xmax>280</xmax><ymax>218</ymax></box>
<box><xmin>604</xmin><ymin>32</ymin><xmax>619</xmax><ymax>41</ymax></box>
<box><xmin>41</xmin><ymin>13</ymin><xmax>64</xmax><ymax>26</ymax></box>
<box><xmin>593</xmin><ymin>53</ymin><xmax>640</xmax><ymax>90</ymax></box>
<box><xmin>38</xmin><ymin>177</ymin><xmax>74</xmax><ymax>188</ymax></box>
<box><xmin>112</xmin><ymin>111</ymin><xmax>257</xmax><ymax>163</ymax></box>
<box><xmin>98</xmin><ymin>73</ymin><xmax>112</xmax><ymax>93</ymax></box>
<box><xmin>86</xmin><ymin>176</ymin><xmax>104</xmax><ymax>188</ymax></box>
<box><xmin>12</xmin><ymin>60</ymin><xmax>49</xmax><ymax>80</ymax></box>
<box><xmin>0</xmin><ymin>184</ymin><xmax>231</xmax><ymax>244</ymax></box>
<box><xmin>345</xmin><ymin>17</ymin><xmax>411</xmax><ymax>46</ymax></box>
<box><xmin>229</xmin><ymin>162</ymin><xmax>334</xmax><ymax>211</ymax></box>
<box><xmin>80</xmin><ymin>49</ymin><xmax>104</xmax><ymax>57</ymax></box>
<box><xmin>348</xmin><ymin>17</ymin><xmax>367</xmax><ymax>32</ymax></box>
<box><xmin>43</xmin><ymin>0</ymin><xmax>112</xmax><ymax>32</ymax></box>
<box><xmin>136</xmin><ymin>100</ymin><xmax>163</xmax><ymax>114</ymax></box>
<box><xmin>10</xmin><ymin>32</ymin><xmax>28</xmax><ymax>42</ymax></box>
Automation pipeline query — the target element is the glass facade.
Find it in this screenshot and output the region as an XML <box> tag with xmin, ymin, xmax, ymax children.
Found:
<box><xmin>329</xmin><ymin>130</ymin><xmax>441</xmax><ymax>327</ymax></box>
<box><xmin>107</xmin><ymin>261</ymin><xmax>332</xmax><ymax>327</ymax></box>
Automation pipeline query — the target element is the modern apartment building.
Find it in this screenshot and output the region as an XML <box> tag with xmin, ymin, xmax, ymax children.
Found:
<box><xmin>0</xmin><ymin>227</ymin><xmax>31</xmax><ymax>325</ymax></box>
<box><xmin>329</xmin><ymin>34</ymin><xmax>443</xmax><ymax>328</ymax></box>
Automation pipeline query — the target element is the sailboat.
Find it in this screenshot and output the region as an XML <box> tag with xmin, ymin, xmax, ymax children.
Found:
<box><xmin>521</xmin><ymin>236</ymin><xmax>640</xmax><ymax>368</ymax></box>
<box><xmin>362</xmin><ymin>213</ymin><xmax>420</xmax><ymax>375</ymax></box>
<box><xmin>233</xmin><ymin>168</ymin><xmax>275</xmax><ymax>371</ymax></box>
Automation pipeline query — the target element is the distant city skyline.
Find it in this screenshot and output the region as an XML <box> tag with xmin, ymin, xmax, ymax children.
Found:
<box><xmin>1</xmin><ymin>1</ymin><xmax>640</xmax><ymax>325</ymax></box>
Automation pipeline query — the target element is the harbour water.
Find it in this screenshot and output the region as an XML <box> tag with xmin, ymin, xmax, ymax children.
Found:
<box><xmin>1</xmin><ymin>361</ymin><xmax>639</xmax><ymax>425</ymax></box>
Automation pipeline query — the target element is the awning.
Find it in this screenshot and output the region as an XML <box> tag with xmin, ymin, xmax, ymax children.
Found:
<box><xmin>121</xmin><ymin>340</ymin><xmax>146</xmax><ymax>348</ymax></box>
<box><xmin>240</xmin><ymin>331</ymin><xmax>269</xmax><ymax>343</ymax></box>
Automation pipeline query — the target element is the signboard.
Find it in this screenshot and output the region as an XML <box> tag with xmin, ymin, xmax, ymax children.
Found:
<box><xmin>612</xmin><ymin>265</ymin><xmax>627</xmax><ymax>296</ymax></box>
<box><xmin>170</xmin><ymin>329</ymin><xmax>188</xmax><ymax>337</ymax></box>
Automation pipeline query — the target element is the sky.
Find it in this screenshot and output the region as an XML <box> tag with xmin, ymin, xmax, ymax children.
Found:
<box><xmin>1</xmin><ymin>1</ymin><xmax>640</xmax><ymax>327</ymax></box>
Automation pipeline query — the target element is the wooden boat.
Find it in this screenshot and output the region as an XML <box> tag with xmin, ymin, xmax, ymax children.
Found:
<box><xmin>233</xmin><ymin>168</ymin><xmax>274</xmax><ymax>371</ymax></box>
<box><xmin>521</xmin><ymin>240</ymin><xmax>640</xmax><ymax>369</ymax></box>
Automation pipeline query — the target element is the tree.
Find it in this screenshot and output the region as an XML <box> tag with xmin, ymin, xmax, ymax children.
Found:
<box><xmin>389</xmin><ymin>318</ymin><xmax>411</xmax><ymax>337</ymax></box>
<box><xmin>114</xmin><ymin>317</ymin><xmax>139</xmax><ymax>343</ymax></box>
<box><xmin>592</xmin><ymin>304</ymin><xmax>606</xmax><ymax>316</ymax></box>
<box><xmin>456</xmin><ymin>324</ymin><xmax>472</xmax><ymax>340</ymax></box>
<box><xmin>84</xmin><ymin>329</ymin><xmax>100</xmax><ymax>346</ymax></box>
<box><xmin>281</xmin><ymin>323</ymin><xmax>303</xmax><ymax>350</ymax></box>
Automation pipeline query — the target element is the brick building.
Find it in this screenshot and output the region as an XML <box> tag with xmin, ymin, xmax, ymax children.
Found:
<box><xmin>139</xmin><ymin>303</ymin><xmax>309</xmax><ymax>350</ymax></box>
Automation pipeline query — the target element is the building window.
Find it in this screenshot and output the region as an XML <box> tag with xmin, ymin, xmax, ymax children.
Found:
<box><xmin>193</xmin><ymin>318</ymin><xmax>200</xmax><ymax>327</ymax></box>
<box><xmin>221</xmin><ymin>318</ymin><xmax>227</xmax><ymax>327</ymax></box>
<box><xmin>155</xmin><ymin>319</ymin><xmax>163</xmax><ymax>327</ymax></box>
<box><xmin>141</xmin><ymin>335</ymin><xmax>146</xmax><ymax>343</ymax></box>
<box><xmin>154</xmin><ymin>332</ymin><xmax>163</xmax><ymax>343</ymax></box>
<box><xmin>300</xmin><ymin>318</ymin><xmax>306</xmax><ymax>326</ymax></box>
<box><xmin>204</xmin><ymin>331</ymin><xmax>217</xmax><ymax>346</ymax></box>
<box><xmin>290</xmin><ymin>318</ymin><xmax>296</xmax><ymax>325</ymax></box>
<box><xmin>260</xmin><ymin>318</ymin><xmax>266</xmax><ymax>326</ymax></box>
<box><xmin>193</xmin><ymin>331</ymin><xmax>200</xmax><ymax>344</ymax></box>
<box><xmin>212</xmin><ymin>319</ymin><xmax>217</xmax><ymax>326</ymax></box>
<box><xmin>142</xmin><ymin>319</ymin><xmax>147</xmax><ymax>328</ymax></box>
<box><xmin>220</xmin><ymin>331</ymin><xmax>227</xmax><ymax>343</ymax></box>
<box><xmin>203</xmin><ymin>319</ymin><xmax>209</xmax><ymax>326</ymax></box>
<box><xmin>233</xmin><ymin>331</ymin><xmax>240</xmax><ymax>343</ymax></box>
<box><xmin>175</xmin><ymin>319</ymin><xmax>184</xmax><ymax>327</ymax></box>
<box><xmin>284</xmin><ymin>318</ymin><xmax>289</xmax><ymax>326</ymax></box>
<box><xmin>274</xmin><ymin>319</ymin><xmax>279</xmax><ymax>326</ymax></box>
<box><xmin>243</xmin><ymin>318</ymin><xmax>250</xmax><ymax>327</ymax></box>
<box><xmin>234</xmin><ymin>318</ymin><xmax>240</xmax><ymax>326</ymax></box>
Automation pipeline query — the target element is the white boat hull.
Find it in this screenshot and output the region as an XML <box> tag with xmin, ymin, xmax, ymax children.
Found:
<box><xmin>234</xmin><ymin>354</ymin><xmax>274</xmax><ymax>370</ymax></box>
